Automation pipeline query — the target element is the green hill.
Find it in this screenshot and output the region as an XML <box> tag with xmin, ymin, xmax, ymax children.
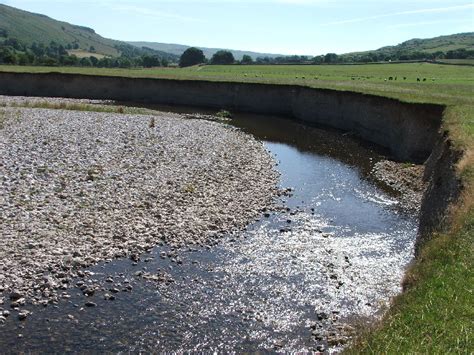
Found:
<box><xmin>376</xmin><ymin>32</ymin><xmax>474</xmax><ymax>53</ymax></box>
<box><xmin>0</xmin><ymin>4</ymin><xmax>122</xmax><ymax>56</ymax></box>
<box><xmin>0</xmin><ymin>4</ymin><xmax>177</xmax><ymax>61</ymax></box>
<box><xmin>342</xmin><ymin>32</ymin><xmax>474</xmax><ymax>62</ymax></box>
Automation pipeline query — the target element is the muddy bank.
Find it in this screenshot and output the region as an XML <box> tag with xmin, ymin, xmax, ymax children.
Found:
<box><xmin>0</xmin><ymin>72</ymin><xmax>443</xmax><ymax>162</ymax></box>
<box><xmin>0</xmin><ymin>107</ymin><xmax>278</xmax><ymax>308</ymax></box>
<box><xmin>417</xmin><ymin>134</ymin><xmax>463</xmax><ymax>253</ymax></box>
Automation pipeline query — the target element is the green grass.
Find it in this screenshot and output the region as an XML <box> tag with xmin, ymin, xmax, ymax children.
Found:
<box><xmin>0</xmin><ymin>100</ymin><xmax>159</xmax><ymax>116</ymax></box>
<box><xmin>1</xmin><ymin>62</ymin><xmax>473</xmax><ymax>353</ymax></box>
<box><xmin>67</xmin><ymin>50</ymin><xmax>108</xmax><ymax>59</ymax></box>
<box><xmin>1</xmin><ymin>62</ymin><xmax>472</xmax><ymax>105</ymax></box>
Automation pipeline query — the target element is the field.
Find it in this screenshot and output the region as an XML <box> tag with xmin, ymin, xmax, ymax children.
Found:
<box><xmin>0</xmin><ymin>63</ymin><xmax>472</xmax><ymax>105</ymax></box>
<box><xmin>0</xmin><ymin>63</ymin><xmax>473</xmax><ymax>353</ymax></box>
<box><xmin>67</xmin><ymin>50</ymin><xmax>107</xmax><ymax>59</ymax></box>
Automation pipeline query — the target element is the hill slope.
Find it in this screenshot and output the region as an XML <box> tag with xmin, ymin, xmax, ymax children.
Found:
<box><xmin>344</xmin><ymin>32</ymin><xmax>474</xmax><ymax>60</ymax></box>
<box><xmin>0</xmin><ymin>4</ymin><xmax>177</xmax><ymax>60</ymax></box>
<box><xmin>0</xmin><ymin>4</ymin><xmax>122</xmax><ymax>56</ymax></box>
<box><xmin>128</xmin><ymin>41</ymin><xmax>284</xmax><ymax>60</ymax></box>
<box><xmin>378</xmin><ymin>32</ymin><xmax>474</xmax><ymax>53</ymax></box>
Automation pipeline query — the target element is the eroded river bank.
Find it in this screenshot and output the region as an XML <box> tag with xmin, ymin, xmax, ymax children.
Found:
<box><xmin>0</xmin><ymin>98</ymin><xmax>423</xmax><ymax>353</ymax></box>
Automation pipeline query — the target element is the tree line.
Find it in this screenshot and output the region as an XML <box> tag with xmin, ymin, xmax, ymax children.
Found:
<box><xmin>179</xmin><ymin>47</ymin><xmax>474</xmax><ymax>67</ymax></box>
<box><xmin>0</xmin><ymin>34</ymin><xmax>173</xmax><ymax>68</ymax></box>
<box><xmin>1</xmin><ymin>34</ymin><xmax>472</xmax><ymax>69</ymax></box>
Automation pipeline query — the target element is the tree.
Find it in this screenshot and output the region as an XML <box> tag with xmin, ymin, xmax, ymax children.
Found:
<box><xmin>142</xmin><ymin>55</ymin><xmax>161</xmax><ymax>68</ymax></box>
<box><xmin>241</xmin><ymin>55</ymin><xmax>253</xmax><ymax>64</ymax></box>
<box><xmin>211</xmin><ymin>50</ymin><xmax>235</xmax><ymax>65</ymax></box>
<box><xmin>0</xmin><ymin>47</ymin><xmax>17</xmax><ymax>64</ymax></box>
<box><xmin>89</xmin><ymin>56</ymin><xmax>99</xmax><ymax>66</ymax></box>
<box><xmin>179</xmin><ymin>47</ymin><xmax>205</xmax><ymax>67</ymax></box>
<box><xmin>79</xmin><ymin>57</ymin><xmax>92</xmax><ymax>67</ymax></box>
<box><xmin>324</xmin><ymin>53</ymin><xmax>339</xmax><ymax>63</ymax></box>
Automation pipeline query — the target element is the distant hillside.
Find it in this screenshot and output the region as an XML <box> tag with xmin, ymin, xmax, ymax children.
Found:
<box><xmin>0</xmin><ymin>4</ymin><xmax>121</xmax><ymax>56</ymax></box>
<box><xmin>342</xmin><ymin>32</ymin><xmax>474</xmax><ymax>62</ymax></box>
<box><xmin>128</xmin><ymin>41</ymin><xmax>284</xmax><ymax>60</ymax></box>
<box><xmin>0</xmin><ymin>4</ymin><xmax>176</xmax><ymax>60</ymax></box>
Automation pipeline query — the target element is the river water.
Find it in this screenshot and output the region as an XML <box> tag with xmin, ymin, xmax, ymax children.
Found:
<box><xmin>0</xmin><ymin>110</ymin><xmax>417</xmax><ymax>353</ymax></box>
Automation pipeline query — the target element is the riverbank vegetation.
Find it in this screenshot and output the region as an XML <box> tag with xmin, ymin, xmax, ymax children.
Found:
<box><xmin>0</xmin><ymin>62</ymin><xmax>472</xmax><ymax>352</ymax></box>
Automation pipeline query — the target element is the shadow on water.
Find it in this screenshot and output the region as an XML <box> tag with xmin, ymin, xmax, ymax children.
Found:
<box><xmin>0</xmin><ymin>104</ymin><xmax>418</xmax><ymax>353</ymax></box>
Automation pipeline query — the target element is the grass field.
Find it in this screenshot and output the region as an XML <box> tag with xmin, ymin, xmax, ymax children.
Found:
<box><xmin>0</xmin><ymin>63</ymin><xmax>473</xmax><ymax>353</ymax></box>
<box><xmin>67</xmin><ymin>50</ymin><xmax>108</xmax><ymax>59</ymax></box>
<box><xmin>1</xmin><ymin>63</ymin><xmax>472</xmax><ymax>106</ymax></box>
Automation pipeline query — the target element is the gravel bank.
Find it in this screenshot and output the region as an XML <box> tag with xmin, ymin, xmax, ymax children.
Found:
<box><xmin>372</xmin><ymin>160</ymin><xmax>426</xmax><ymax>213</ymax></box>
<box><xmin>0</xmin><ymin>107</ymin><xmax>278</xmax><ymax>306</ymax></box>
<box><xmin>0</xmin><ymin>95</ymin><xmax>112</xmax><ymax>106</ymax></box>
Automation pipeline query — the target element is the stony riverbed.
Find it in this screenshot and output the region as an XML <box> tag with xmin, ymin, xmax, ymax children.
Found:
<box><xmin>0</xmin><ymin>107</ymin><xmax>279</xmax><ymax>310</ymax></box>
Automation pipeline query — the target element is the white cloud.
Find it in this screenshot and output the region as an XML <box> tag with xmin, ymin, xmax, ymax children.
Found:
<box><xmin>321</xmin><ymin>3</ymin><xmax>474</xmax><ymax>26</ymax></box>
<box><xmin>388</xmin><ymin>19</ymin><xmax>474</xmax><ymax>29</ymax></box>
<box><xmin>110</xmin><ymin>4</ymin><xmax>203</xmax><ymax>22</ymax></box>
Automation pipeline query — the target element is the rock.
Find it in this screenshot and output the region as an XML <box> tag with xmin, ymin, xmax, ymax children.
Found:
<box><xmin>10</xmin><ymin>298</ymin><xmax>26</xmax><ymax>308</ymax></box>
<box><xmin>103</xmin><ymin>293</ymin><xmax>115</xmax><ymax>301</ymax></box>
<box><xmin>312</xmin><ymin>330</ymin><xmax>324</xmax><ymax>341</ymax></box>
<box><xmin>85</xmin><ymin>301</ymin><xmax>97</xmax><ymax>307</ymax></box>
<box><xmin>82</xmin><ymin>288</ymin><xmax>95</xmax><ymax>297</ymax></box>
<box><xmin>18</xmin><ymin>311</ymin><xmax>29</xmax><ymax>321</ymax></box>
<box><xmin>0</xmin><ymin>104</ymin><xmax>279</xmax><ymax>308</ymax></box>
<box><xmin>9</xmin><ymin>291</ymin><xmax>23</xmax><ymax>301</ymax></box>
<box><xmin>317</xmin><ymin>312</ymin><xmax>329</xmax><ymax>321</ymax></box>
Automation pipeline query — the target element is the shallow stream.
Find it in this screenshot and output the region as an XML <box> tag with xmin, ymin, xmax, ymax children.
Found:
<box><xmin>0</xmin><ymin>110</ymin><xmax>417</xmax><ymax>353</ymax></box>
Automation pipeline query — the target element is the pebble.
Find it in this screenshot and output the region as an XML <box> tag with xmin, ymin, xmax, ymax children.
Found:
<box><xmin>18</xmin><ymin>311</ymin><xmax>29</xmax><ymax>321</ymax></box>
<box><xmin>0</xmin><ymin>103</ymin><xmax>278</xmax><ymax>307</ymax></box>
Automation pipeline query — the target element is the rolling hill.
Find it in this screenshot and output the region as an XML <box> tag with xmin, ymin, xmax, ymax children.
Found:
<box><xmin>343</xmin><ymin>32</ymin><xmax>474</xmax><ymax>60</ymax></box>
<box><xmin>0</xmin><ymin>4</ymin><xmax>121</xmax><ymax>56</ymax></box>
<box><xmin>0</xmin><ymin>4</ymin><xmax>176</xmax><ymax>60</ymax></box>
<box><xmin>128</xmin><ymin>41</ymin><xmax>284</xmax><ymax>60</ymax></box>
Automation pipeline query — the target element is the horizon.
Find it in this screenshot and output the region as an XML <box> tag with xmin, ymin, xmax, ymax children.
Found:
<box><xmin>1</xmin><ymin>0</ymin><xmax>474</xmax><ymax>55</ymax></box>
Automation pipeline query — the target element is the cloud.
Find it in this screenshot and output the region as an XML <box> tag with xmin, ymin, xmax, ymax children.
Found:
<box><xmin>388</xmin><ymin>18</ymin><xmax>474</xmax><ymax>29</ymax></box>
<box><xmin>321</xmin><ymin>3</ymin><xmax>474</xmax><ymax>26</ymax></box>
<box><xmin>110</xmin><ymin>4</ymin><xmax>202</xmax><ymax>22</ymax></box>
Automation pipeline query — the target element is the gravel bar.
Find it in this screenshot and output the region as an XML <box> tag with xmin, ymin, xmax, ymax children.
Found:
<box><xmin>0</xmin><ymin>107</ymin><xmax>279</xmax><ymax>305</ymax></box>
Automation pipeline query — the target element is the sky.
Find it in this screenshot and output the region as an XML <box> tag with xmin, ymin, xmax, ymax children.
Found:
<box><xmin>2</xmin><ymin>0</ymin><xmax>474</xmax><ymax>55</ymax></box>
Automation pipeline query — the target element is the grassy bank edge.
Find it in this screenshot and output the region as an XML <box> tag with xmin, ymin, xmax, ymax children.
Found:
<box><xmin>346</xmin><ymin>106</ymin><xmax>473</xmax><ymax>353</ymax></box>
